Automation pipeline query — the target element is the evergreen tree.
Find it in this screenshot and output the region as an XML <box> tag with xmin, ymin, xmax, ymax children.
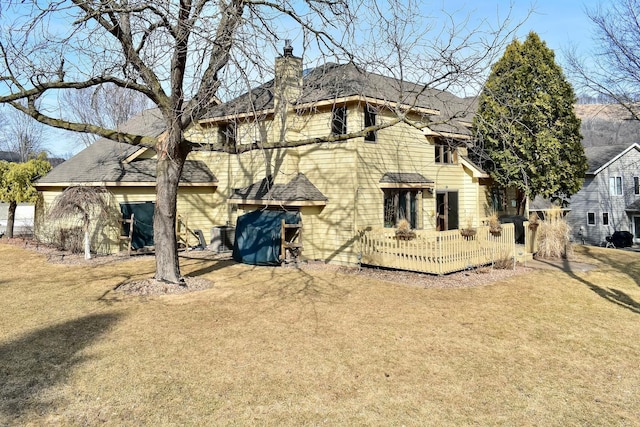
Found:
<box><xmin>0</xmin><ymin>156</ymin><xmax>51</xmax><ymax>238</ymax></box>
<box><xmin>473</xmin><ymin>32</ymin><xmax>587</xmax><ymax>214</ymax></box>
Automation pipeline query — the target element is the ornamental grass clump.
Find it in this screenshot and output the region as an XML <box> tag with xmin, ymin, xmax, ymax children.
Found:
<box><xmin>395</xmin><ymin>218</ymin><xmax>416</xmax><ymax>240</ymax></box>
<box><xmin>488</xmin><ymin>212</ymin><xmax>502</xmax><ymax>235</ymax></box>
<box><xmin>536</xmin><ymin>206</ymin><xmax>572</xmax><ymax>259</ymax></box>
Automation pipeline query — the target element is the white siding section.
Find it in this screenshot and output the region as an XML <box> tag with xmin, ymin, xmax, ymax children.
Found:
<box><xmin>567</xmin><ymin>147</ymin><xmax>640</xmax><ymax>245</ymax></box>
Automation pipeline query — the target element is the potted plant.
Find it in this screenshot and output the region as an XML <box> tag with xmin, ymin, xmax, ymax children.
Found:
<box><xmin>395</xmin><ymin>219</ymin><xmax>416</xmax><ymax>240</ymax></box>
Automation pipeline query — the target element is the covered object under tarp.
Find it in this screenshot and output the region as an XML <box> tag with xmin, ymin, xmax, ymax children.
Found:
<box><xmin>120</xmin><ymin>201</ymin><xmax>155</xmax><ymax>250</ymax></box>
<box><xmin>233</xmin><ymin>210</ymin><xmax>300</xmax><ymax>265</ymax></box>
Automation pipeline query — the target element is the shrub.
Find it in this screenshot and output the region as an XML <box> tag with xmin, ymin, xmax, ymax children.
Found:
<box><xmin>56</xmin><ymin>227</ymin><xmax>84</xmax><ymax>254</ymax></box>
<box><xmin>493</xmin><ymin>250</ymin><xmax>514</xmax><ymax>269</ymax></box>
<box><xmin>536</xmin><ymin>207</ymin><xmax>572</xmax><ymax>259</ymax></box>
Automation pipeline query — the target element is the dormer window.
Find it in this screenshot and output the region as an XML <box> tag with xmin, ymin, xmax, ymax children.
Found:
<box><xmin>435</xmin><ymin>142</ymin><xmax>456</xmax><ymax>164</ymax></box>
<box><xmin>364</xmin><ymin>105</ymin><xmax>377</xmax><ymax>142</ymax></box>
<box><xmin>331</xmin><ymin>105</ymin><xmax>347</xmax><ymax>136</ymax></box>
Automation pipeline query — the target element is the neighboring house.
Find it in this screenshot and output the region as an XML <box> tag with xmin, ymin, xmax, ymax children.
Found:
<box><xmin>0</xmin><ymin>151</ymin><xmax>22</xmax><ymax>162</ymax></box>
<box><xmin>0</xmin><ymin>150</ymin><xmax>65</xmax><ymax>166</ymax></box>
<box><xmin>1</xmin><ymin>152</ymin><xmax>31</xmax><ymax>236</ymax></box>
<box><xmin>35</xmin><ymin>47</ymin><xmax>506</xmax><ymax>266</ymax></box>
<box><xmin>565</xmin><ymin>143</ymin><xmax>640</xmax><ymax>245</ymax></box>
<box><xmin>0</xmin><ymin>203</ymin><xmax>36</xmax><ymax>236</ymax></box>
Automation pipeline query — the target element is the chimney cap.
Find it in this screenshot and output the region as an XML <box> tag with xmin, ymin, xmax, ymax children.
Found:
<box><xmin>283</xmin><ymin>39</ymin><xmax>294</xmax><ymax>57</ymax></box>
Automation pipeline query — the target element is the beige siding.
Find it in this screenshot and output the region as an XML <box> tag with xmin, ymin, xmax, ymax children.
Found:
<box><xmin>36</xmin><ymin>185</ymin><xmax>216</xmax><ymax>255</ymax></box>
<box><xmin>192</xmin><ymin>116</ymin><xmax>359</xmax><ymax>265</ymax></box>
<box><xmin>355</xmin><ymin>107</ymin><xmax>484</xmax><ymax>234</ymax></box>
<box><xmin>36</xmin><ymin>188</ymin><xmax>122</xmax><ymax>254</ymax></box>
<box><xmin>355</xmin><ymin>113</ymin><xmax>431</xmax><ymax>232</ymax></box>
<box><xmin>36</xmin><ymin>103</ymin><xmax>487</xmax><ymax>266</ymax></box>
<box><xmin>193</xmin><ymin>103</ymin><xmax>487</xmax><ymax>266</ymax></box>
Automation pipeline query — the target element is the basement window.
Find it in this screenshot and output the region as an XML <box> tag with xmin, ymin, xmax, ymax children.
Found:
<box><xmin>331</xmin><ymin>106</ymin><xmax>347</xmax><ymax>136</ymax></box>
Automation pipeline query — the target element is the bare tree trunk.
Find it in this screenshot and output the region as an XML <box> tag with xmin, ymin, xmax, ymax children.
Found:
<box><xmin>515</xmin><ymin>189</ymin><xmax>527</xmax><ymax>216</ymax></box>
<box><xmin>153</xmin><ymin>131</ymin><xmax>188</xmax><ymax>284</ymax></box>
<box><xmin>84</xmin><ymin>229</ymin><xmax>91</xmax><ymax>260</ymax></box>
<box><xmin>6</xmin><ymin>201</ymin><xmax>16</xmax><ymax>239</ymax></box>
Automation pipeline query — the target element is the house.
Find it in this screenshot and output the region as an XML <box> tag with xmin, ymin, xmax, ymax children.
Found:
<box><xmin>0</xmin><ymin>151</ymin><xmax>22</xmax><ymax>162</ymax></box>
<box><xmin>35</xmin><ymin>46</ymin><xmax>509</xmax><ymax>267</ymax></box>
<box><xmin>35</xmin><ymin>110</ymin><xmax>218</xmax><ymax>252</ymax></box>
<box><xmin>564</xmin><ymin>143</ymin><xmax>640</xmax><ymax>246</ymax></box>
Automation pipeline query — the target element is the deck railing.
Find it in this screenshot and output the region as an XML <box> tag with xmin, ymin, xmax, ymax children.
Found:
<box><xmin>359</xmin><ymin>224</ymin><xmax>517</xmax><ymax>275</ymax></box>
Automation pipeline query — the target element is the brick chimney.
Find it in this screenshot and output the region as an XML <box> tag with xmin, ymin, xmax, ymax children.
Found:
<box><xmin>274</xmin><ymin>40</ymin><xmax>303</xmax><ymax>112</ymax></box>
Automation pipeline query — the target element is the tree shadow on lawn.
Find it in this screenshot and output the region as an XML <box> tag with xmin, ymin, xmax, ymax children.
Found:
<box><xmin>556</xmin><ymin>256</ymin><xmax>640</xmax><ymax>315</ymax></box>
<box><xmin>0</xmin><ymin>313</ymin><xmax>121</xmax><ymax>422</ymax></box>
<box><xmin>180</xmin><ymin>257</ymin><xmax>238</xmax><ymax>278</ymax></box>
<box><xmin>582</xmin><ymin>246</ymin><xmax>640</xmax><ymax>287</ymax></box>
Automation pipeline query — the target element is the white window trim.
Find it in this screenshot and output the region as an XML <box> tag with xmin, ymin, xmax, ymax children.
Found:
<box><xmin>587</xmin><ymin>212</ymin><xmax>596</xmax><ymax>226</ymax></box>
<box><xmin>609</xmin><ymin>176</ymin><xmax>623</xmax><ymax>196</ymax></box>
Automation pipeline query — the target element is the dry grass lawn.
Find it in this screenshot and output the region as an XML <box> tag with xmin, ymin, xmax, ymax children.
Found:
<box><xmin>1</xmin><ymin>242</ymin><xmax>639</xmax><ymax>426</ymax></box>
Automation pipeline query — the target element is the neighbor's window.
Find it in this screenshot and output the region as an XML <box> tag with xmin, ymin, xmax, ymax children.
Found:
<box><xmin>635</xmin><ymin>176</ymin><xmax>639</xmax><ymax>195</ymax></box>
<box><xmin>364</xmin><ymin>105</ymin><xmax>377</xmax><ymax>142</ymax></box>
<box><xmin>603</xmin><ymin>212</ymin><xmax>609</xmax><ymax>226</ymax></box>
<box><xmin>435</xmin><ymin>143</ymin><xmax>455</xmax><ymax>164</ymax></box>
<box><xmin>384</xmin><ymin>189</ymin><xmax>419</xmax><ymax>229</ymax></box>
<box><xmin>609</xmin><ymin>176</ymin><xmax>623</xmax><ymax>196</ymax></box>
<box><xmin>331</xmin><ymin>105</ymin><xmax>347</xmax><ymax>136</ymax></box>
<box><xmin>587</xmin><ymin>212</ymin><xmax>596</xmax><ymax>226</ymax></box>
<box><xmin>218</xmin><ymin>122</ymin><xmax>237</xmax><ymax>146</ymax></box>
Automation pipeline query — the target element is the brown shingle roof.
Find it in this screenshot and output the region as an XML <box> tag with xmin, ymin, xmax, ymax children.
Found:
<box><xmin>0</xmin><ymin>151</ymin><xmax>21</xmax><ymax>162</ymax></box>
<box><xmin>205</xmin><ymin>62</ymin><xmax>474</xmax><ymax>135</ymax></box>
<box><xmin>379</xmin><ymin>172</ymin><xmax>434</xmax><ymax>185</ymax></box>
<box><xmin>37</xmin><ymin>109</ymin><xmax>217</xmax><ymax>186</ymax></box>
<box><xmin>584</xmin><ymin>143</ymin><xmax>640</xmax><ymax>174</ymax></box>
<box><xmin>230</xmin><ymin>173</ymin><xmax>327</xmax><ymax>204</ymax></box>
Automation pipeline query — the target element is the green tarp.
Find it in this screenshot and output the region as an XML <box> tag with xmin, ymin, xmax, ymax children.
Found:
<box><xmin>120</xmin><ymin>202</ymin><xmax>155</xmax><ymax>250</ymax></box>
<box><xmin>233</xmin><ymin>210</ymin><xmax>300</xmax><ymax>265</ymax></box>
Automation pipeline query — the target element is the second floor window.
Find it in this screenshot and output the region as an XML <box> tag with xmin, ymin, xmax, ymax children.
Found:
<box><xmin>603</xmin><ymin>212</ymin><xmax>609</xmax><ymax>226</ymax></box>
<box><xmin>609</xmin><ymin>176</ymin><xmax>623</xmax><ymax>196</ymax></box>
<box><xmin>331</xmin><ymin>106</ymin><xmax>347</xmax><ymax>136</ymax></box>
<box><xmin>219</xmin><ymin>122</ymin><xmax>237</xmax><ymax>146</ymax></box>
<box><xmin>364</xmin><ymin>106</ymin><xmax>377</xmax><ymax>142</ymax></box>
<box><xmin>635</xmin><ymin>176</ymin><xmax>639</xmax><ymax>195</ymax></box>
<box><xmin>435</xmin><ymin>143</ymin><xmax>455</xmax><ymax>164</ymax></box>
